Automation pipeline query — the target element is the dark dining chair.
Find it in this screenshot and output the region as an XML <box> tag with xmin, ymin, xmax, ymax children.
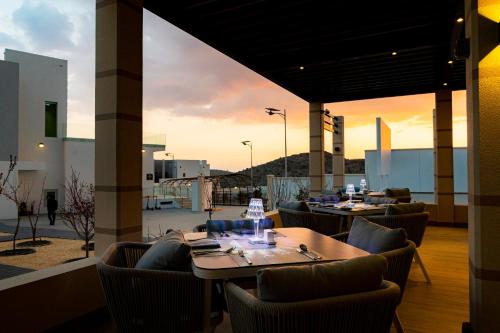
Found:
<box><xmin>365</xmin><ymin>202</ymin><xmax>431</xmax><ymax>283</ymax></box>
<box><xmin>331</xmin><ymin>216</ymin><xmax>415</xmax><ymax>333</ymax></box>
<box><xmin>225</xmin><ymin>255</ymin><xmax>400</xmax><ymax>333</ymax></box>
<box><xmin>97</xmin><ymin>242</ymin><xmax>221</xmax><ymax>332</ymax></box>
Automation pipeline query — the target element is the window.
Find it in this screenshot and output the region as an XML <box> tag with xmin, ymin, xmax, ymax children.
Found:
<box><xmin>45</xmin><ymin>101</ymin><xmax>57</xmax><ymax>137</ymax></box>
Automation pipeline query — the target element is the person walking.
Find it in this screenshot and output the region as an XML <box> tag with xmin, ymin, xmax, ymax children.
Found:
<box><xmin>47</xmin><ymin>194</ymin><xmax>58</xmax><ymax>226</ymax></box>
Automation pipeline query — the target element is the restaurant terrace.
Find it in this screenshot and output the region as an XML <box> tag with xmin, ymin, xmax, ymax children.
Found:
<box><xmin>0</xmin><ymin>1</ymin><xmax>498</xmax><ymax>333</ymax></box>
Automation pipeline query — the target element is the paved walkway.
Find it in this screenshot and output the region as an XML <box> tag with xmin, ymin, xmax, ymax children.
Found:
<box><xmin>0</xmin><ymin>206</ymin><xmax>246</xmax><ymax>279</ymax></box>
<box><xmin>0</xmin><ymin>206</ymin><xmax>246</xmax><ymax>241</ymax></box>
<box><xmin>0</xmin><ymin>264</ymin><xmax>35</xmax><ymax>279</ymax></box>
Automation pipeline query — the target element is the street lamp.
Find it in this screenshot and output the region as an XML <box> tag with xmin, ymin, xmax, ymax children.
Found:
<box><xmin>265</xmin><ymin>107</ymin><xmax>288</xmax><ymax>177</ymax></box>
<box><xmin>241</xmin><ymin>140</ymin><xmax>253</xmax><ymax>187</ymax></box>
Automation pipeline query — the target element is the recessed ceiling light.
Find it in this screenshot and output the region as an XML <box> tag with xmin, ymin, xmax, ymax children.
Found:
<box><xmin>456</xmin><ymin>17</ymin><xmax>464</xmax><ymax>23</ymax></box>
<box><xmin>443</xmin><ymin>83</ymin><xmax>448</xmax><ymax>86</ymax></box>
<box><xmin>391</xmin><ymin>51</ymin><xmax>397</xmax><ymax>56</ymax></box>
<box><xmin>37</xmin><ymin>143</ymin><xmax>45</xmax><ymax>148</ymax></box>
<box><xmin>299</xmin><ymin>66</ymin><xmax>304</xmax><ymax>70</ymax></box>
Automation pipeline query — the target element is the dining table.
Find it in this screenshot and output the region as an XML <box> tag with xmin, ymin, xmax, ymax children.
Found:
<box><xmin>187</xmin><ymin>227</ymin><xmax>370</xmax><ymax>331</ymax></box>
<box><xmin>308</xmin><ymin>202</ymin><xmax>387</xmax><ymax>230</ymax></box>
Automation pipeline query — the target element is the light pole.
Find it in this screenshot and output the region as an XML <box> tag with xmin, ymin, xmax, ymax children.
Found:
<box><xmin>241</xmin><ymin>141</ymin><xmax>253</xmax><ymax>187</ymax></box>
<box><xmin>265</xmin><ymin>107</ymin><xmax>288</xmax><ymax>177</ymax></box>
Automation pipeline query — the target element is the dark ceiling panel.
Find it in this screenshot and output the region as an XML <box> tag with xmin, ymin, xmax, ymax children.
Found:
<box><xmin>144</xmin><ymin>0</ymin><xmax>465</xmax><ymax>103</ymax></box>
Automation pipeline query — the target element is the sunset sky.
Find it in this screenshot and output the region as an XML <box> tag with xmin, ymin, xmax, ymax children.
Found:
<box><xmin>0</xmin><ymin>1</ymin><xmax>467</xmax><ymax>171</ymax></box>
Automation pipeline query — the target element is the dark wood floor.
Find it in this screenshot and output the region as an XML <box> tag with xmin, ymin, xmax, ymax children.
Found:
<box><xmin>395</xmin><ymin>226</ymin><xmax>469</xmax><ymax>333</ymax></box>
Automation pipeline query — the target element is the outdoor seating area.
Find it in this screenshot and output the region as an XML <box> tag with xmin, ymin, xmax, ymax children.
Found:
<box><xmin>92</xmin><ymin>196</ymin><xmax>427</xmax><ymax>332</ymax></box>
<box><xmin>3</xmin><ymin>1</ymin><xmax>500</xmax><ymax>333</ymax></box>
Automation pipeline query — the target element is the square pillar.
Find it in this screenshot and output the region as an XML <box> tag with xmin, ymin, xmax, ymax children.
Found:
<box><xmin>332</xmin><ymin>116</ymin><xmax>345</xmax><ymax>192</ymax></box>
<box><xmin>95</xmin><ymin>0</ymin><xmax>144</xmax><ymax>254</ymax></box>
<box><xmin>466</xmin><ymin>0</ymin><xmax>500</xmax><ymax>331</ymax></box>
<box><xmin>309</xmin><ymin>102</ymin><xmax>325</xmax><ymax>196</ymax></box>
<box><xmin>433</xmin><ymin>89</ymin><xmax>455</xmax><ymax>224</ymax></box>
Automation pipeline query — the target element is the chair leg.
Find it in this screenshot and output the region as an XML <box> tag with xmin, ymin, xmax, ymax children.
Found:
<box><xmin>415</xmin><ymin>249</ymin><xmax>432</xmax><ymax>283</ymax></box>
<box><xmin>393</xmin><ymin>312</ymin><xmax>405</xmax><ymax>333</ymax></box>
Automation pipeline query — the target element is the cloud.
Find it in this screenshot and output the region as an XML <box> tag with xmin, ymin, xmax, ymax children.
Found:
<box><xmin>12</xmin><ymin>1</ymin><xmax>74</xmax><ymax>51</ymax></box>
<box><xmin>0</xmin><ymin>31</ymin><xmax>22</xmax><ymax>49</ymax></box>
<box><xmin>142</xmin><ymin>11</ymin><xmax>307</xmax><ymax>123</ymax></box>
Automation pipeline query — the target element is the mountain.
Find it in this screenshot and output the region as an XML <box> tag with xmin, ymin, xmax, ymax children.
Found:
<box><xmin>210</xmin><ymin>169</ymin><xmax>233</xmax><ymax>176</ymax></box>
<box><xmin>236</xmin><ymin>152</ymin><xmax>365</xmax><ymax>186</ymax></box>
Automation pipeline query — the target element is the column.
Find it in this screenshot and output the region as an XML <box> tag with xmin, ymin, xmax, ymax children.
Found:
<box><xmin>309</xmin><ymin>102</ymin><xmax>325</xmax><ymax>196</ymax></box>
<box><xmin>95</xmin><ymin>0</ymin><xmax>143</xmax><ymax>254</ymax></box>
<box><xmin>466</xmin><ymin>0</ymin><xmax>500</xmax><ymax>331</ymax></box>
<box><xmin>433</xmin><ymin>90</ymin><xmax>455</xmax><ymax>224</ymax></box>
<box><xmin>332</xmin><ymin>116</ymin><xmax>345</xmax><ymax>192</ymax></box>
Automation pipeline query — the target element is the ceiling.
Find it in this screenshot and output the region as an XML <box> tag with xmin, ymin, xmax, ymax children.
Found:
<box><xmin>144</xmin><ymin>0</ymin><xmax>465</xmax><ymax>103</ymax></box>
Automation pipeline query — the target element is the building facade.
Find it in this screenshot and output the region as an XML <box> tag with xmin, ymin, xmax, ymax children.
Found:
<box><xmin>0</xmin><ymin>49</ymin><xmax>164</xmax><ymax>219</ymax></box>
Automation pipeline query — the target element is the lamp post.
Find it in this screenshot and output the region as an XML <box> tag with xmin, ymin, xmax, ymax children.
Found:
<box><xmin>241</xmin><ymin>141</ymin><xmax>253</xmax><ymax>187</ymax></box>
<box><xmin>265</xmin><ymin>107</ymin><xmax>288</xmax><ymax>177</ymax></box>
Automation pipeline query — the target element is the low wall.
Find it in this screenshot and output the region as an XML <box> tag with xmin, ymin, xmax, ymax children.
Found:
<box><xmin>0</xmin><ymin>258</ymin><xmax>106</xmax><ymax>332</ymax></box>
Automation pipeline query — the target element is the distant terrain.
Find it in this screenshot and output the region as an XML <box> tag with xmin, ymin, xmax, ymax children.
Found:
<box><xmin>231</xmin><ymin>152</ymin><xmax>365</xmax><ymax>186</ymax></box>
<box><xmin>210</xmin><ymin>169</ymin><xmax>233</xmax><ymax>176</ymax></box>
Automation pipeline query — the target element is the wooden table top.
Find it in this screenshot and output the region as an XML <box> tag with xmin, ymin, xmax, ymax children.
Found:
<box><xmin>190</xmin><ymin>227</ymin><xmax>369</xmax><ymax>279</ymax></box>
<box><xmin>309</xmin><ymin>204</ymin><xmax>386</xmax><ymax>216</ymax></box>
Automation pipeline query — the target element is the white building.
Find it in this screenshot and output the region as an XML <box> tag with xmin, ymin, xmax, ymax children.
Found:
<box><xmin>365</xmin><ymin>147</ymin><xmax>467</xmax><ymax>204</ymax></box>
<box><xmin>155</xmin><ymin>159</ymin><xmax>210</xmax><ymax>181</ymax></box>
<box><xmin>0</xmin><ymin>49</ymin><xmax>164</xmax><ymax>219</ymax></box>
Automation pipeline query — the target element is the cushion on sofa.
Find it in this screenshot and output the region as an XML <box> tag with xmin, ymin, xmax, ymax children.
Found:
<box><xmin>278</xmin><ymin>200</ymin><xmax>310</xmax><ymax>212</ymax></box>
<box><xmin>347</xmin><ymin>216</ymin><xmax>407</xmax><ymax>254</ymax></box>
<box><xmin>364</xmin><ymin>196</ymin><xmax>398</xmax><ymax>205</ymax></box>
<box><xmin>135</xmin><ymin>230</ymin><xmax>192</xmax><ymax>271</ymax></box>
<box><xmin>256</xmin><ymin>254</ymin><xmax>388</xmax><ymax>302</ymax></box>
<box><xmin>385</xmin><ymin>202</ymin><xmax>426</xmax><ymax>215</ymax></box>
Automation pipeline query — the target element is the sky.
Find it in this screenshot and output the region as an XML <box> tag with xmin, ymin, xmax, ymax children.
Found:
<box><xmin>0</xmin><ymin>1</ymin><xmax>467</xmax><ymax>171</ymax></box>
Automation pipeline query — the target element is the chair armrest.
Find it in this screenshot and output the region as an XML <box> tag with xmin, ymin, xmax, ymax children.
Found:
<box><xmin>330</xmin><ymin>231</ymin><xmax>350</xmax><ymax>242</ymax></box>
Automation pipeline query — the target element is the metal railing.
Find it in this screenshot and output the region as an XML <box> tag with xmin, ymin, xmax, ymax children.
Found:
<box><xmin>212</xmin><ymin>186</ymin><xmax>267</xmax><ymax>208</ymax></box>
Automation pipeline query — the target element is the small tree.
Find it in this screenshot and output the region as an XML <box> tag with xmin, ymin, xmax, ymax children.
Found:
<box><xmin>25</xmin><ymin>177</ymin><xmax>48</xmax><ymax>246</ymax></box>
<box><xmin>0</xmin><ymin>156</ymin><xmax>36</xmax><ymax>255</ymax></box>
<box><xmin>0</xmin><ymin>155</ymin><xmax>16</xmax><ymax>195</ymax></box>
<box><xmin>59</xmin><ymin>169</ymin><xmax>95</xmax><ymax>258</ymax></box>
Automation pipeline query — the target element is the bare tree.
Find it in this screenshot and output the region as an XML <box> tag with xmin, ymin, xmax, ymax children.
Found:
<box><xmin>59</xmin><ymin>169</ymin><xmax>95</xmax><ymax>258</ymax></box>
<box><xmin>0</xmin><ymin>155</ymin><xmax>16</xmax><ymax>195</ymax></box>
<box><xmin>25</xmin><ymin>177</ymin><xmax>48</xmax><ymax>245</ymax></box>
<box><xmin>0</xmin><ymin>156</ymin><xmax>37</xmax><ymax>255</ymax></box>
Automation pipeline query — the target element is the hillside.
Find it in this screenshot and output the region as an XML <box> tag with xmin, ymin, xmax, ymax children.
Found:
<box><xmin>210</xmin><ymin>169</ymin><xmax>233</xmax><ymax>176</ymax></box>
<box><xmin>237</xmin><ymin>152</ymin><xmax>365</xmax><ymax>186</ymax></box>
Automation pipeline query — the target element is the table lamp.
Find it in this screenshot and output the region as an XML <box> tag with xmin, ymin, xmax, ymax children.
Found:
<box><xmin>360</xmin><ymin>179</ymin><xmax>367</xmax><ymax>193</ymax></box>
<box><xmin>246</xmin><ymin>198</ymin><xmax>265</xmax><ymax>242</ymax></box>
<box><xmin>346</xmin><ymin>184</ymin><xmax>356</xmax><ymax>202</ymax></box>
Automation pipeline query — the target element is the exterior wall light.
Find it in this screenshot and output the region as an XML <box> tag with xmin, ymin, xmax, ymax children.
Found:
<box><xmin>141</xmin><ymin>149</ymin><xmax>146</xmax><ymax>153</ymax></box>
<box><xmin>38</xmin><ymin>143</ymin><xmax>45</xmax><ymax>148</ymax></box>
